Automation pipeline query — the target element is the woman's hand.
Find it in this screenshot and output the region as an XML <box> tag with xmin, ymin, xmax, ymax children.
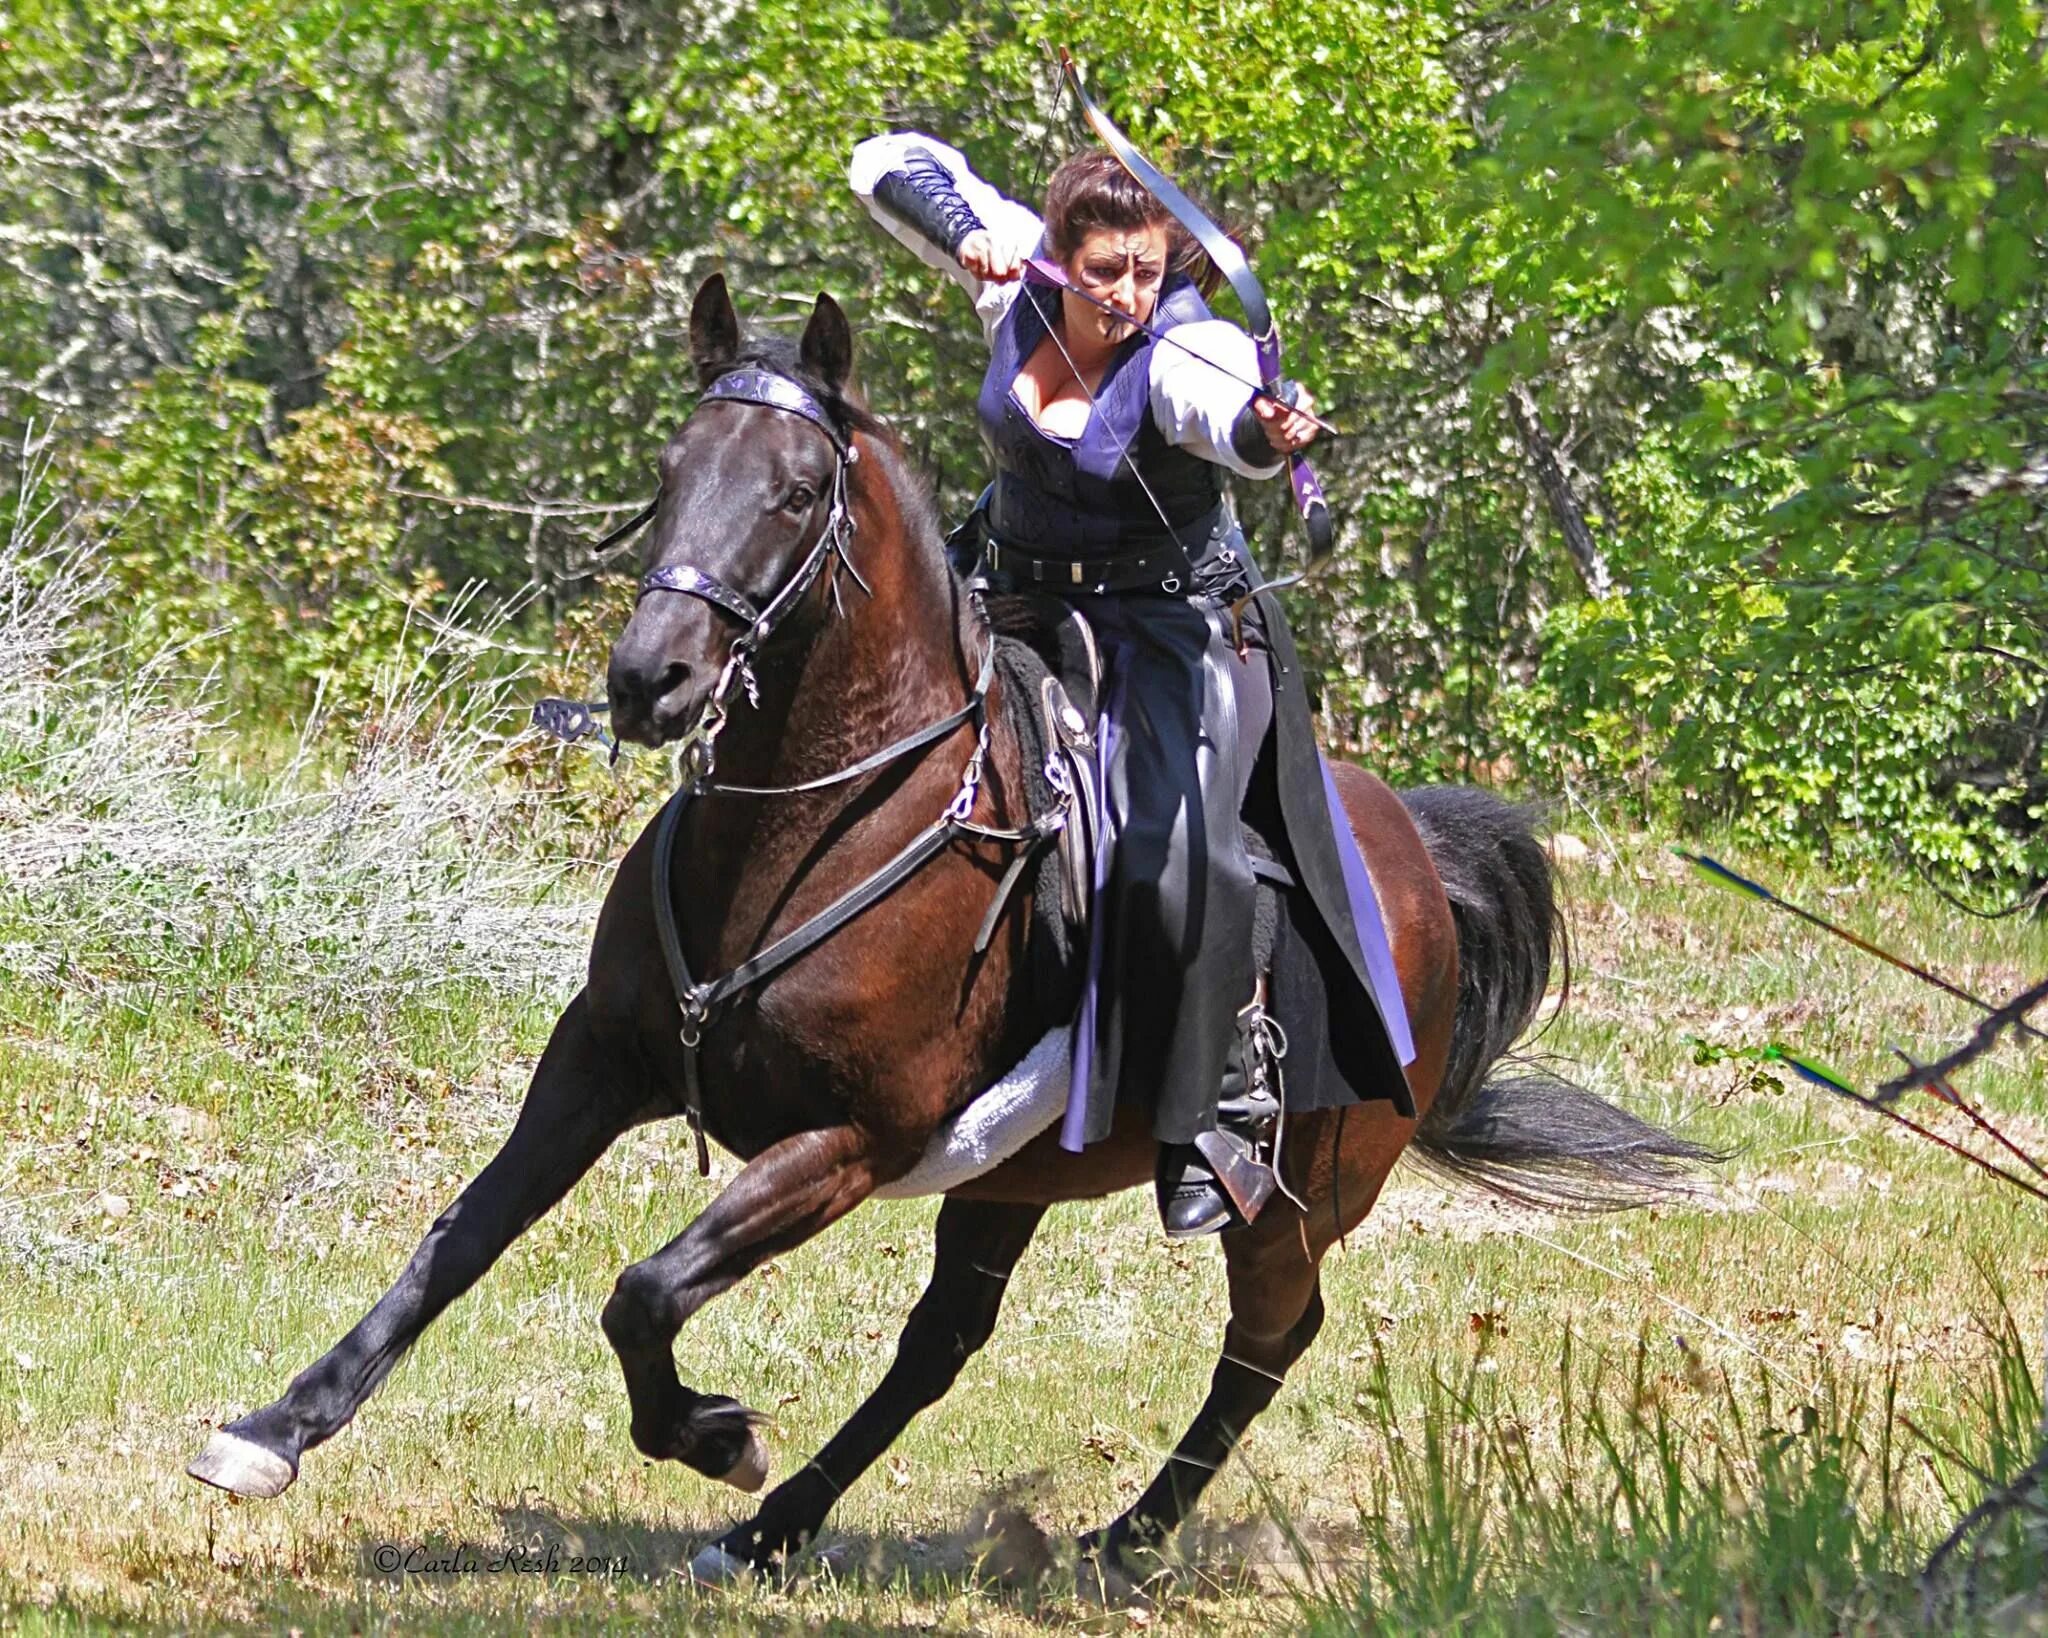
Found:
<box><xmin>1252</xmin><ymin>384</ymin><xmax>1320</xmax><ymax>456</ymax></box>
<box><xmin>958</xmin><ymin>230</ymin><xmax>1023</xmax><ymax>283</ymax></box>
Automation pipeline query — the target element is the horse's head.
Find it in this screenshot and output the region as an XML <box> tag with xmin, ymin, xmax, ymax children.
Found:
<box><xmin>607</xmin><ymin>274</ymin><xmax>863</xmax><ymax>749</ymax></box>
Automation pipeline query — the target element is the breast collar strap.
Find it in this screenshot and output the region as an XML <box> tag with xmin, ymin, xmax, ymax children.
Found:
<box><xmin>650</xmin><ymin>634</ymin><xmax>1062</xmax><ymax>1178</ymax></box>
<box><xmin>633</xmin><ymin>369</ymin><xmax>1053</xmax><ymax>1175</ymax></box>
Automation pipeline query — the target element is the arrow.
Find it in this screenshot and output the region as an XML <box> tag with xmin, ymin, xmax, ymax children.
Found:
<box><xmin>1676</xmin><ymin>850</ymin><xmax>2048</xmax><ymax>1051</ymax></box>
<box><xmin>1769</xmin><ymin>1045</ymin><xmax>2048</xmax><ymax>1208</ymax></box>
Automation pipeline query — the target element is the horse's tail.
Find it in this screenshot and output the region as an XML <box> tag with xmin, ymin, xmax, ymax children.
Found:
<box><xmin>1400</xmin><ymin>786</ymin><xmax>1716</xmax><ymax>1209</ymax></box>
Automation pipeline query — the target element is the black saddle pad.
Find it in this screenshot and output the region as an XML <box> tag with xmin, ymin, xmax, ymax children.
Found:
<box><xmin>982</xmin><ymin>590</ymin><xmax>1100</xmax><ymax>723</ymax></box>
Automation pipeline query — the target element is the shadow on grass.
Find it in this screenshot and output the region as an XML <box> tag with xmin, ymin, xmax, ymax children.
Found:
<box><xmin>453</xmin><ymin>1484</ymin><xmax>1368</xmax><ymax>1619</ymax></box>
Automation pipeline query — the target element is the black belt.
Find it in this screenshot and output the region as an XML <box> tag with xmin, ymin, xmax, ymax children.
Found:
<box><xmin>985</xmin><ymin>537</ymin><xmax>1195</xmax><ymax>594</ymax></box>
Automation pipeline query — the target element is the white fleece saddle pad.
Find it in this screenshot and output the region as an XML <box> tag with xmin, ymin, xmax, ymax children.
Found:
<box><xmin>872</xmin><ymin>1028</ymin><xmax>1071</xmax><ymax>1199</ymax></box>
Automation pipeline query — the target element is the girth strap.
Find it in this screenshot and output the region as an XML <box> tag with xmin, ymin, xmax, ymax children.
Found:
<box><xmin>973</xmin><ymin>839</ymin><xmax>1050</xmax><ymax>955</ymax></box>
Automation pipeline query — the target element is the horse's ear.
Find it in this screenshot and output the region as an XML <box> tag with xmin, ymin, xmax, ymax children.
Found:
<box><xmin>690</xmin><ymin>273</ymin><xmax>741</xmax><ymax>385</ymax></box>
<box><xmin>798</xmin><ymin>292</ymin><xmax>854</xmax><ymax>394</ymax></box>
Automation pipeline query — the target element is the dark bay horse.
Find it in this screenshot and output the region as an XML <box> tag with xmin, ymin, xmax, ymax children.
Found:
<box><xmin>188</xmin><ymin>276</ymin><xmax>1707</xmax><ymax>1581</ymax></box>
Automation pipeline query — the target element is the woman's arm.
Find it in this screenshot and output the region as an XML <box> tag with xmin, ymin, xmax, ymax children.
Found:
<box><xmin>1150</xmin><ymin>319</ymin><xmax>1322</xmax><ymax>475</ymax></box>
<box><xmin>848</xmin><ymin>133</ymin><xmax>1045</xmax><ymax>341</ymax></box>
<box><xmin>1149</xmin><ymin>319</ymin><xmax>1295</xmax><ymax>479</ymax></box>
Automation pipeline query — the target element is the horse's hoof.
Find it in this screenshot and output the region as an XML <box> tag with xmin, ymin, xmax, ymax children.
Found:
<box><xmin>716</xmin><ymin>1427</ymin><xmax>770</xmax><ymax>1493</ymax></box>
<box><xmin>1079</xmin><ymin>1550</ymin><xmax>1151</xmax><ymax>1608</ymax></box>
<box><xmin>1077</xmin><ymin>1528</ymin><xmax>1166</xmax><ymax>1608</ymax></box>
<box><xmin>187</xmin><ymin>1430</ymin><xmax>297</xmax><ymax>1499</ymax></box>
<box><xmin>688</xmin><ymin>1541</ymin><xmax>754</xmax><ymax>1587</ymax></box>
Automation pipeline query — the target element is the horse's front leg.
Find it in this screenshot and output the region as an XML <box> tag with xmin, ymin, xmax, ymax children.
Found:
<box><xmin>698</xmin><ymin>1197</ymin><xmax>1047</xmax><ymax>1578</ymax></box>
<box><xmin>187</xmin><ymin>992</ymin><xmax>644</xmax><ymax>1498</ymax></box>
<box><xmin>600</xmin><ymin>1120</ymin><xmax>896</xmax><ymax>1491</ymax></box>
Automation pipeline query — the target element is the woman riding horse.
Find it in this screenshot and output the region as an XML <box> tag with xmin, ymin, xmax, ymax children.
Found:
<box><xmin>188</xmin><ymin>271</ymin><xmax>1709</xmax><ymax>1581</ymax></box>
<box><xmin>849</xmin><ymin>133</ymin><xmax>1414</xmax><ymax>1237</ymax></box>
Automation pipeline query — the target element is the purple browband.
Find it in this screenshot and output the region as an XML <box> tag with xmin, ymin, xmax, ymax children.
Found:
<box><xmin>699</xmin><ymin>367</ymin><xmax>848</xmax><ymax>454</ymax></box>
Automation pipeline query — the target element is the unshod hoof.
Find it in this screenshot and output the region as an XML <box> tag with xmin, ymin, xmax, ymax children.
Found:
<box><xmin>717</xmin><ymin>1427</ymin><xmax>770</xmax><ymax>1493</ymax></box>
<box><xmin>187</xmin><ymin>1430</ymin><xmax>297</xmax><ymax>1499</ymax></box>
<box><xmin>688</xmin><ymin>1541</ymin><xmax>753</xmax><ymax>1586</ymax></box>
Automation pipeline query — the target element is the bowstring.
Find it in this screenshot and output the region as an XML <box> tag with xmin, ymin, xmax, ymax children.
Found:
<box><xmin>1025</xmin><ymin>47</ymin><xmax>1067</xmax><ymax>207</ymax></box>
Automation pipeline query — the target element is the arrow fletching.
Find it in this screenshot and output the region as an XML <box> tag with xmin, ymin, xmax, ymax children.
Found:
<box><xmin>1765</xmin><ymin>1044</ymin><xmax>1857</xmax><ymax>1096</ymax></box>
<box><xmin>1673</xmin><ymin>848</ymin><xmax>1779</xmax><ymax>906</ymax></box>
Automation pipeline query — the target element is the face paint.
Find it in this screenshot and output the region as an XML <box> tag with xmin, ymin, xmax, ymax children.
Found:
<box><xmin>1063</xmin><ymin>224</ymin><xmax>1169</xmax><ymax>344</ymax></box>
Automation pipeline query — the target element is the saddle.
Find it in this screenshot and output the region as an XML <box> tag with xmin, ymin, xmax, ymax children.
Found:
<box><xmin>981</xmin><ymin>590</ymin><xmax>1103</xmax><ymax>951</ymax></box>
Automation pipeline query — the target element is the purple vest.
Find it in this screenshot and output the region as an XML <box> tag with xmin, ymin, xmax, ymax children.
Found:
<box><xmin>977</xmin><ymin>275</ymin><xmax>1225</xmax><ymax>556</ymax></box>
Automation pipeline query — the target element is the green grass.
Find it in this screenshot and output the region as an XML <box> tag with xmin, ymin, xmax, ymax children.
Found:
<box><xmin>4</xmin><ymin>812</ymin><xmax>2046</xmax><ymax>1632</ymax></box>
<box><xmin>0</xmin><ymin>514</ymin><xmax>2043</xmax><ymax>1631</ymax></box>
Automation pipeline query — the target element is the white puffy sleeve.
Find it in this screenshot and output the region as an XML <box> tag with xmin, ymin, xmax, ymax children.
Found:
<box><xmin>848</xmin><ymin>132</ymin><xmax>1047</xmax><ymax>345</ymax></box>
<box><xmin>1148</xmin><ymin>318</ymin><xmax>1286</xmax><ymax>479</ymax></box>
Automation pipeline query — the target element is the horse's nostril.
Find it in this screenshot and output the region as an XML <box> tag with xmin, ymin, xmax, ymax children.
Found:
<box><xmin>655</xmin><ymin>660</ymin><xmax>691</xmax><ymax>703</ymax></box>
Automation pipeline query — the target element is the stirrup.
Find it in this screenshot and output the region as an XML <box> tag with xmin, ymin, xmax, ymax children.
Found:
<box><xmin>1155</xmin><ymin>984</ymin><xmax>1292</xmax><ymax>1238</ymax></box>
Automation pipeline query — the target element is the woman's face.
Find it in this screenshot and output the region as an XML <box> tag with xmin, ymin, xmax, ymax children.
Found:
<box><xmin>1061</xmin><ymin>222</ymin><xmax>1170</xmax><ymax>345</ymax></box>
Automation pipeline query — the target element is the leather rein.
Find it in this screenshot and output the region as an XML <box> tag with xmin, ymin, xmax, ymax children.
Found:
<box><xmin>624</xmin><ymin>366</ymin><xmax>1069</xmax><ymax>1173</ymax></box>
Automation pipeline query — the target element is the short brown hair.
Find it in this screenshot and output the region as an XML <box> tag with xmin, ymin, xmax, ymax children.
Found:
<box><xmin>1042</xmin><ymin>150</ymin><xmax>1222</xmax><ymax>298</ymax></box>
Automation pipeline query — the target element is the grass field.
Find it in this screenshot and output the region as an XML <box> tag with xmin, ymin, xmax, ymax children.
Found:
<box><xmin>3</xmin><ymin>554</ymin><xmax>2046</xmax><ymax>1630</ymax></box>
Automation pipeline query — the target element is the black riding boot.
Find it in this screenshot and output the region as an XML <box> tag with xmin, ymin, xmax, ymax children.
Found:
<box><xmin>1157</xmin><ymin>993</ymin><xmax>1287</xmax><ymax>1239</ymax></box>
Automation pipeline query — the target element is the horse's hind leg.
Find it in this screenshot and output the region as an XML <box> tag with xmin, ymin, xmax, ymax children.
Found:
<box><xmin>1081</xmin><ymin>1102</ymin><xmax>1415</xmax><ymax>1583</ymax></box>
<box><xmin>1080</xmin><ymin>1209</ymin><xmax>1329</xmax><ymax>1583</ymax></box>
<box><xmin>599</xmin><ymin>1121</ymin><xmax>900</xmax><ymax>1493</ymax></box>
<box><xmin>186</xmin><ymin>993</ymin><xmax>641</xmax><ymax>1498</ymax></box>
<box><xmin>697</xmin><ymin>1197</ymin><xmax>1046</xmax><ymax>1578</ymax></box>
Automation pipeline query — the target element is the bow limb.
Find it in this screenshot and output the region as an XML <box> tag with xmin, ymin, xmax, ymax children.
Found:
<box><xmin>1058</xmin><ymin>47</ymin><xmax>1334</xmax><ymax>560</ymax></box>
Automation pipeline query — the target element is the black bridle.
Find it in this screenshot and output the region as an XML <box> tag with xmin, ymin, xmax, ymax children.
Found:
<box><xmin>577</xmin><ymin>364</ymin><xmax>1064</xmax><ymax>1174</ymax></box>
<box><xmin>634</xmin><ymin>366</ymin><xmax>868</xmax><ymax>793</ymax></box>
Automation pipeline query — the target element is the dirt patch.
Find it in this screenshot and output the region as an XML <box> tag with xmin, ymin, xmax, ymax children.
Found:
<box><xmin>802</xmin><ymin>1475</ymin><xmax>1363</xmax><ymax>1610</ymax></box>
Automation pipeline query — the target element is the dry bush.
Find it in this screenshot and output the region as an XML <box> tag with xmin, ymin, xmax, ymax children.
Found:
<box><xmin>0</xmin><ymin>481</ymin><xmax>596</xmax><ymax>1025</ymax></box>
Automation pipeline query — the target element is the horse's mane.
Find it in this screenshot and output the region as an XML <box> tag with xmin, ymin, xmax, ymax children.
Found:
<box><xmin>725</xmin><ymin>334</ymin><xmax>948</xmax><ymax>561</ymax></box>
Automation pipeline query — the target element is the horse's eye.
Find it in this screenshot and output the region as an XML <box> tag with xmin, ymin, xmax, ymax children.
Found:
<box><xmin>783</xmin><ymin>485</ymin><xmax>816</xmax><ymax>514</ymax></box>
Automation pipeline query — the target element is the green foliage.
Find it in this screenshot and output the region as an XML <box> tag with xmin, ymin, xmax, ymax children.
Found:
<box><xmin>0</xmin><ymin>0</ymin><xmax>2042</xmax><ymax>881</ymax></box>
<box><xmin>1463</xmin><ymin>0</ymin><xmax>2048</xmax><ymax>889</ymax></box>
<box><xmin>67</xmin><ymin>297</ymin><xmax>447</xmax><ymax>700</ymax></box>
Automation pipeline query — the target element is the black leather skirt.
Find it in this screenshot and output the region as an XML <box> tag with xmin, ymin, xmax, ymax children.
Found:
<box><xmin>966</xmin><ymin>508</ymin><xmax>1417</xmax><ymax>1147</ymax></box>
<box><xmin>1056</xmin><ymin>534</ymin><xmax>1274</xmax><ymax>1146</ymax></box>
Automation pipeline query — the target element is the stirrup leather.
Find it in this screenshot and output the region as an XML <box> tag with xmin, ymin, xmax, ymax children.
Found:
<box><xmin>1189</xmin><ymin>984</ymin><xmax>1293</xmax><ymax>1225</ymax></box>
